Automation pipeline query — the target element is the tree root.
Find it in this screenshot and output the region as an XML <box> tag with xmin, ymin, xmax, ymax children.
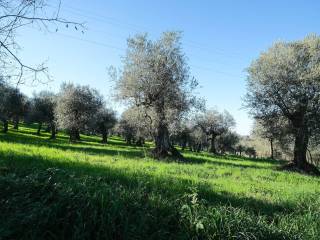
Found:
<box><xmin>151</xmin><ymin>146</ymin><xmax>184</xmax><ymax>161</ymax></box>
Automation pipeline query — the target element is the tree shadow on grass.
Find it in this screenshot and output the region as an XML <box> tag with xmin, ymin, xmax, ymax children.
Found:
<box><xmin>0</xmin><ymin>131</ymin><xmax>147</xmax><ymax>158</ymax></box>
<box><xmin>182</xmin><ymin>155</ymin><xmax>276</xmax><ymax>170</ymax></box>
<box><xmin>1</xmin><ymin>153</ymin><xmax>300</xmax><ymax>240</ymax></box>
<box><xmin>184</xmin><ymin>151</ymin><xmax>286</xmax><ymax>165</ymax></box>
<box><xmin>0</xmin><ymin>150</ymin><xmax>294</xmax><ymax>218</ymax></box>
<box><xmin>1</xmin><ymin>131</ymin><xmax>283</xmax><ymax>171</ymax></box>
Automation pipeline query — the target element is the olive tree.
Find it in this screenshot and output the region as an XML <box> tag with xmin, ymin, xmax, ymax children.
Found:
<box><xmin>189</xmin><ymin>126</ymin><xmax>207</xmax><ymax>152</ymax></box>
<box><xmin>0</xmin><ymin>83</ymin><xmax>26</xmax><ymax>132</ymax></box>
<box><xmin>8</xmin><ymin>88</ymin><xmax>26</xmax><ymax>129</ymax></box>
<box><xmin>0</xmin><ymin>80</ymin><xmax>10</xmax><ymax>132</ymax></box>
<box><xmin>55</xmin><ymin>83</ymin><xmax>103</xmax><ymax>142</ymax></box>
<box><xmin>114</xmin><ymin>32</ymin><xmax>198</xmax><ymax>159</ymax></box>
<box><xmin>170</xmin><ymin>121</ymin><xmax>192</xmax><ymax>151</ymax></box>
<box><xmin>117</xmin><ymin>106</ymin><xmax>152</xmax><ymax>146</ymax></box>
<box><xmin>91</xmin><ymin>107</ymin><xmax>117</xmax><ymax>143</ymax></box>
<box><xmin>117</xmin><ymin>118</ymin><xmax>136</xmax><ymax>145</ymax></box>
<box><xmin>252</xmin><ymin>114</ymin><xmax>289</xmax><ymax>159</ymax></box>
<box><xmin>197</xmin><ymin>109</ymin><xmax>235</xmax><ymax>154</ymax></box>
<box><xmin>216</xmin><ymin>131</ymin><xmax>240</xmax><ymax>154</ymax></box>
<box><xmin>28</xmin><ymin>91</ymin><xmax>56</xmax><ymax>138</ymax></box>
<box><xmin>245</xmin><ymin>35</ymin><xmax>320</xmax><ymax>173</ymax></box>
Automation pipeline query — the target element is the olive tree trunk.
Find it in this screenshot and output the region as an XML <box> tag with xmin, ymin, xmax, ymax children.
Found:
<box><xmin>196</xmin><ymin>143</ymin><xmax>202</xmax><ymax>153</ymax></box>
<box><xmin>152</xmin><ymin>103</ymin><xmax>184</xmax><ymax>160</ymax></box>
<box><xmin>50</xmin><ymin>122</ymin><xmax>56</xmax><ymax>139</ymax></box>
<box><xmin>293</xmin><ymin>125</ymin><xmax>309</xmax><ymax>169</ymax></box>
<box><xmin>153</xmin><ymin>122</ymin><xmax>171</xmax><ymax>158</ymax></box>
<box><xmin>37</xmin><ymin>122</ymin><xmax>42</xmax><ymax>135</ymax></box>
<box><xmin>270</xmin><ymin>138</ymin><xmax>274</xmax><ymax>159</ymax></box>
<box><xmin>181</xmin><ymin>139</ymin><xmax>187</xmax><ymax>151</ymax></box>
<box><xmin>70</xmin><ymin>128</ymin><xmax>80</xmax><ymax>142</ymax></box>
<box><xmin>152</xmin><ymin>122</ymin><xmax>184</xmax><ymax>159</ymax></box>
<box><xmin>290</xmin><ymin>122</ymin><xmax>319</xmax><ymax>174</ymax></box>
<box><xmin>3</xmin><ymin>120</ymin><xmax>8</xmax><ymax>133</ymax></box>
<box><xmin>136</xmin><ymin>137</ymin><xmax>144</xmax><ymax>146</ymax></box>
<box><xmin>13</xmin><ymin>116</ymin><xmax>19</xmax><ymax>130</ymax></box>
<box><xmin>101</xmin><ymin>131</ymin><xmax>108</xmax><ymax>144</ymax></box>
<box><xmin>209</xmin><ymin>134</ymin><xmax>217</xmax><ymax>154</ymax></box>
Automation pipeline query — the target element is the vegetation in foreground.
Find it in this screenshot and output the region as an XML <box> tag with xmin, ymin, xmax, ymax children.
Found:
<box><xmin>0</xmin><ymin>124</ymin><xmax>320</xmax><ymax>240</ymax></box>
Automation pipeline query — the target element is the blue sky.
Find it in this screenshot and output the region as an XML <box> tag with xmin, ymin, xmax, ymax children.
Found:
<box><xmin>17</xmin><ymin>0</ymin><xmax>320</xmax><ymax>135</ymax></box>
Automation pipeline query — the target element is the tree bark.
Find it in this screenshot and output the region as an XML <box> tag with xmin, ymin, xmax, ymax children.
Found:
<box><xmin>50</xmin><ymin>123</ymin><xmax>56</xmax><ymax>139</ymax></box>
<box><xmin>293</xmin><ymin>125</ymin><xmax>309</xmax><ymax>169</ymax></box>
<box><xmin>101</xmin><ymin>131</ymin><xmax>108</xmax><ymax>144</ymax></box>
<box><xmin>209</xmin><ymin>134</ymin><xmax>217</xmax><ymax>154</ymax></box>
<box><xmin>37</xmin><ymin>122</ymin><xmax>42</xmax><ymax>135</ymax></box>
<box><xmin>152</xmin><ymin>122</ymin><xmax>184</xmax><ymax>159</ymax></box>
<box><xmin>153</xmin><ymin>122</ymin><xmax>171</xmax><ymax>158</ymax></box>
<box><xmin>3</xmin><ymin>120</ymin><xmax>8</xmax><ymax>133</ymax></box>
<box><xmin>307</xmin><ymin>148</ymin><xmax>313</xmax><ymax>164</ymax></box>
<box><xmin>13</xmin><ymin>116</ymin><xmax>19</xmax><ymax>130</ymax></box>
<box><xmin>270</xmin><ymin>138</ymin><xmax>274</xmax><ymax>159</ymax></box>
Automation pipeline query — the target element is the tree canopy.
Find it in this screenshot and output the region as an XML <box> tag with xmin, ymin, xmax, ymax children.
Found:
<box><xmin>55</xmin><ymin>83</ymin><xmax>103</xmax><ymax>141</ymax></box>
<box><xmin>115</xmin><ymin>31</ymin><xmax>199</xmax><ymax>159</ymax></box>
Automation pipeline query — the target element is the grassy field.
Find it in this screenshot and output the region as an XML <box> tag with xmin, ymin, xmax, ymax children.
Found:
<box><xmin>0</xmin><ymin>124</ymin><xmax>320</xmax><ymax>240</ymax></box>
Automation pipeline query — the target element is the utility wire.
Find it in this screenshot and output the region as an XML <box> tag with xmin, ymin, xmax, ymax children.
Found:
<box><xmin>61</xmin><ymin>4</ymin><xmax>246</xmax><ymax>59</ymax></box>
<box><xmin>52</xmin><ymin>31</ymin><xmax>243</xmax><ymax>78</ymax></box>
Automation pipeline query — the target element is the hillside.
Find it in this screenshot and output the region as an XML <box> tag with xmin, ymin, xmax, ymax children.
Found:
<box><xmin>0</xmin><ymin>125</ymin><xmax>320</xmax><ymax>240</ymax></box>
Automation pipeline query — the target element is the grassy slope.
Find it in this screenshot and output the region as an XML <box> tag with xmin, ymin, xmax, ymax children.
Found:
<box><xmin>0</xmin><ymin>124</ymin><xmax>319</xmax><ymax>240</ymax></box>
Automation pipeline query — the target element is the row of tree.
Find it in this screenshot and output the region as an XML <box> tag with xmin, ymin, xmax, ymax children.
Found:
<box><xmin>0</xmin><ymin>81</ymin><xmax>117</xmax><ymax>143</ymax></box>
<box><xmin>1</xmin><ymin>78</ymin><xmax>248</xmax><ymax>156</ymax></box>
<box><xmin>116</xmin><ymin>106</ymin><xmax>253</xmax><ymax>156</ymax></box>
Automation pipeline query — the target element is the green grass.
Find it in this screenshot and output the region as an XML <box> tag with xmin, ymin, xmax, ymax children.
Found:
<box><xmin>0</xmin><ymin>124</ymin><xmax>320</xmax><ymax>239</ymax></box>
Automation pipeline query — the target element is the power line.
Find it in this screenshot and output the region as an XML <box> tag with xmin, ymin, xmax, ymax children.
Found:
<box><xmin>22</xmin><ymin>11</ymin><xmax>244</xmax><ymax>79</ymax></box>
<box><xmin>55</xmin><ymin>32</ymin><xmax>126</xmax><ymax>51</ymax></box>
<box><xmin>61</xmin><ymin>4</ymin><xmax>246</xmax><ymax>60</ymax></box>
<box><xmin>58</xmin><ymin>8</ymin><xmax>247</xmax><ymax>68</ymax></box>
<box><xmin>52</xmin><ymin>32</ymin><xmax>242</xmax><ymax>78</ymax></box>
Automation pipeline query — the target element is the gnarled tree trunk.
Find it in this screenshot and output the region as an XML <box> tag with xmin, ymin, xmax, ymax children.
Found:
<box><xmin>152</xmin><ymin>122</ymin><xmax>183</xmax><ymax>160</ymax></box>
<box><xmin>152</xmin><ymin>103</ymin><xmax>184</xmax><ymax>160</ymax></box>
<box><xmin>153</xmin><ymin>122</ymin><xmax>171</xmax><ymax>158</ymax></box>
